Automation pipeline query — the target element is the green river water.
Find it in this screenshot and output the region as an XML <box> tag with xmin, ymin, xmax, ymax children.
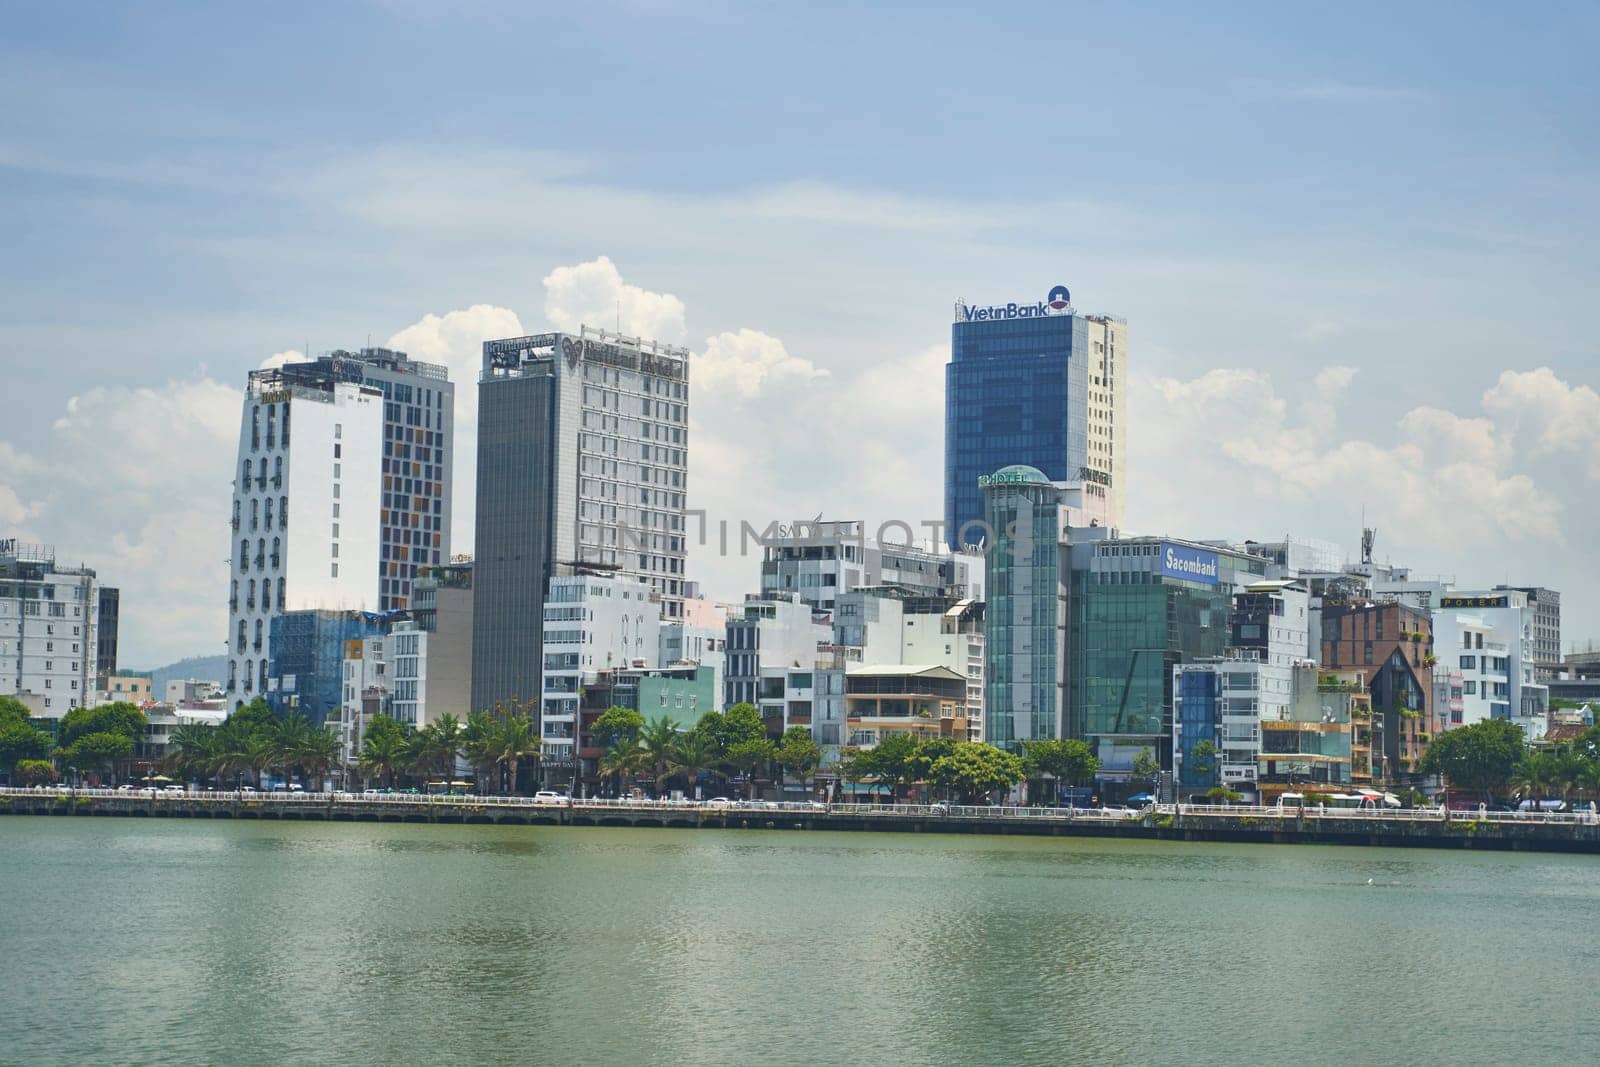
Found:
<box><xmin>2</xmin><ymin>817</ymin><xmax>1597</xmax><ymax>1065</ymax></box>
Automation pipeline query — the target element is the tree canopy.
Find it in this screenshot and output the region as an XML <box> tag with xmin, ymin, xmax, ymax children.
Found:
<box><xmin>1417</xmin><ymin>718</ymin><xmax>1526</xmax><ymax>800</ymax></box>
<box><xmin>1020</xmin><ymin>738</ymin><xmax>1099</xmax><ymax>789</ymax></box>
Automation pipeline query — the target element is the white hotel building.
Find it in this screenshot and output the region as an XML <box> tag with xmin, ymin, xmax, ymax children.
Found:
<box><xmin>226</xmin><ymin>348</ymin><xmax>453</xmax><ymax>704</ymax></box>
<box><xmin>540</xmin><ymin>570</ymin><xmax>661</xmax><ymax>763</ymax></box>
<box><xmin>0</xmin><ymin>540</ymin><xmax>100</xmax><ymax>718</ymax></box>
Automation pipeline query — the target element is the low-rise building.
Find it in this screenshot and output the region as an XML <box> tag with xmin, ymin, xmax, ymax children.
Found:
<box><xmin>844</xmin><ymin>664</ymin><xmax>970</xmax><ymax>749</ymax></box>
<box><xmin>759</xmin><ymin>519</ymin><xmax>984</xmax><ymax>611</ymax></box>
<box><xmin>1432</xmin><ymin>590</ymin><xmax>1549</xmax><ymax>739</ymax></box>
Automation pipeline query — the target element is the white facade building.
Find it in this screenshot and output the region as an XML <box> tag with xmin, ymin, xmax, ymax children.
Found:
<box><xmin>658</xmin><ymin>595</ymin><xmax>728</xmax><ymax>706</ymax></box>
<box><xmin>227</xmin><ymin>376</ymin><xmax>383</xmax><ymax>703</ymax></box>
<box><xmin>540</xmin><ymin>570</ymin><xmax>662</xmax><ymax>763</ymax></box>
<box><xmin>227</xmin><ymin>348</ymin><xmax>453</xmax><ymax>706</ymax></box>
<box><xmin>759</xmin><ymin>520</ymin><xmax>984</xmax><ymax>611</ymax></box>
<box><xmin>0</xmin><ymin>540</ymin><xmax>98</xmax><ymax>718</ymax></box>
<box><xmin>334</xmin><ymin>636</ymin><xmax>386</xmax><ymax>768</ymax></box>
<box><xmin>1432</xmin><ymin>590</ymin><xmax>1549</xmax><ymax>739</ymax></box>
<box><xmin>724</xmin><ymin>594</ymin><xmax>832</xmax><ymax>710</ymax></box>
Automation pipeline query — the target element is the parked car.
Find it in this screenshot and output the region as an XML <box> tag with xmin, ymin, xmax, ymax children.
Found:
<box><xmin>533</xmin><ymin>791</ymin><xmax>570</xmax><ymax>806</ymax></box>
<box><xmin>704</xmin><ymin>796</ymin><xmax>733</xmax><ymax>809</ymax></box>
<box><xmin>161</xmin><ymin>785</ymin><xmax>185</xmax><ymax>794</ymax></box>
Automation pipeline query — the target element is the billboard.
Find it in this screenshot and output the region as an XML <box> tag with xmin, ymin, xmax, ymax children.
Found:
<box><xmin>1161</xmin><ymin>543</ymin><xmax>1219</xmax><ymax>585</ymax></box>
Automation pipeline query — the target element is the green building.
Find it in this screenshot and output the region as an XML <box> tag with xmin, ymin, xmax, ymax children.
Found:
<box><xmin>1068</xmin><ymin>537</ymin><xmax>1264</xmax><ymax>779</ymax></box>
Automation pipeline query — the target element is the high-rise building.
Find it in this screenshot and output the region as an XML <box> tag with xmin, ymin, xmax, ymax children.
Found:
<box><xmin>0</xmin><ymin>539</ymin><xmax>98</xmax><ymax>718</ymax></box>
<box><xmin>226</xmin><ymin>347</ymin><xmax>453</xmax><ymax>704</ymax></box>
<box><xmin>979</xmin><ymin>466</ymin><xmax>1111</xmax><ymax>751</ymax></box>
<box><xmin>945</xmin><ymin>285</ymin><xmax>1125</xmax><ymax>548</ymax></box>
<box><xmin>1497</xmin><ymin>585</ymin><xmax>1561</xmax><ymax>677</ymax></box>
<box><xmin>94</xmin><ymin>586</ymin><xmax>119</xmax><ymax>686</ymax></box>
<box><xmin>267</xmin><ymin>609</ymin><xmax>388</xmax><ymax>726</ymax></box>
<box><xmin>472</xmin><ymin>327</ymin><xmax>690</xmax><ymax>715</ymax></box>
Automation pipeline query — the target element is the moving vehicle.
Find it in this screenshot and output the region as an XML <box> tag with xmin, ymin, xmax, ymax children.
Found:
<box><xmin>704</xmin><ymin>796</ymin><xmax>733</xmax><ymax>809</ymax></box>
<box><xmin>532</xmin><ymin>791</ymin><xmax>570</xmax><ymax>806</ymax></box>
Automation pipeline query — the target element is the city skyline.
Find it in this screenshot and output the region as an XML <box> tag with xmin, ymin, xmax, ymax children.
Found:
<box><xmin>2</xmin><ymin>3</ymin><xmax>1598</xmax><ymax>665</ymax></box>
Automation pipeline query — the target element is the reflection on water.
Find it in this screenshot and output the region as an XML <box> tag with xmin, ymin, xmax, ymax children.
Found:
<box><xmin>3</xmin><ymin>818</ymin><xmax>1599</xmax><ymax>1064</ymax></box>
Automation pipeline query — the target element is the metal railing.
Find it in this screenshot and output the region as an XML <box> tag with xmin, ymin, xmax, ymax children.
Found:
<box><xmin>3</xmin><ymin>788</ymin><xmax>1593</xmax><ymax>827</ymax></box>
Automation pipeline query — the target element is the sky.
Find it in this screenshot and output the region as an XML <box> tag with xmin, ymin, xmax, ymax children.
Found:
<box><xmin>2</xmin><ymin>1</ymin><xmax>1598</xmax><ymax>668</ymax></box>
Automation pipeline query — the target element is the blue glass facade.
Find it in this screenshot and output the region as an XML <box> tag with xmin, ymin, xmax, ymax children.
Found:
<box><xmin>945</xmin><ymin>315</ymin><xmax>1088</xmax><ymax>548</ymax></box>
<box><xmin>268</xmin><ymin>609</ymin><xmax>388</xmax><ymax>727</ymax></box>
<box><xmin>1176</xmin><ymin>668</ymin><xmax>1220</xmax><ymax>790</ymax></box>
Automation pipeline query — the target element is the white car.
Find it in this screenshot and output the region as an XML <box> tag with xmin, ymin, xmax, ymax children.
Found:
<box><xmin>533</xmin><ymin>791</ymin><xmax>570</xmax><ymax>806</ymax></box>
<box><xmin>703</xmin><ymin>796</ymin><xmax>733</xmax><ymax>809</ymax></box>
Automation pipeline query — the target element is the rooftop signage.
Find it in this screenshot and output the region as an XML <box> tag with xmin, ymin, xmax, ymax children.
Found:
<box><xmin>1161</xmin><ymin>542</ymin><xmax>1219</xmax><ymax>585</ymax></box>
<box><xmin>1442</xmin><ymin>595</ymin><xmax>1510</xmax><ymax>609</ymax></box>
<box><xmin>958</xmin><ymin>284</ymin><xmax>1072</xmax><ymax>323</ymax></box>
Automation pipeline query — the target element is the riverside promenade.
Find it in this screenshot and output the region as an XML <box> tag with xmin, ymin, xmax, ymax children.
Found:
<box><xmin>5</xmin><ymin>787</ymin><xmax>1600</xmax><ymax>855</ymax></box>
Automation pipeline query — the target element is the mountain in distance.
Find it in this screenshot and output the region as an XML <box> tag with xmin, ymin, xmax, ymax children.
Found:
<box><xmin>132</xmin><ymin>654</ymin><xmax>230</xmax><ymax>700</ymax></box>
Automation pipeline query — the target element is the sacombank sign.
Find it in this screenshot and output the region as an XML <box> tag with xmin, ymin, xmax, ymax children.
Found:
<box><xmin>960</xmin><ymin>284</ymin><xmax>1072</xmax><ymax>322</ymax></box>
<box><xmin>1161</xmin><ymin>543</ymin><xmax>1219</xmax><ymax>585</ymax></box>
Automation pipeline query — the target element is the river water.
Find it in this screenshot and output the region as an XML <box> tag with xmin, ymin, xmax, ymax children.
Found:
<box><xmin>3</xmin><ymin>817</ymin><xmax>1598</xmax><ymax>1064</ymax></box>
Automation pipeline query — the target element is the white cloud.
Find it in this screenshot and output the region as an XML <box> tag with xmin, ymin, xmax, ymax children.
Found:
<box><xmin>696</xmin><ymin>329</ymin><xmax>829</xmax><ymax>400</ymax></box>
<box><xmin>542</xmin><ymin>256</ymin><xmax>687</xmax><ymax>344</ymax></box>
<box><xmin>1131</xmin><ymin>364</ymin><xmax>1571</xmax><ymax>572</ymax></box>
<box><xmin>1482</xmin><ymin>367</ymin><xmax>1600</xmax><ymax>471</ymax></box>
<box><xmin>258</xmin><ymin>349</ymin><xmax>304</xmax><ymax>371</ymax></box>
<box><xmin>0</xmin><ymin>376</ymin><xmax>244</xmax><ymax>667</ymax></box>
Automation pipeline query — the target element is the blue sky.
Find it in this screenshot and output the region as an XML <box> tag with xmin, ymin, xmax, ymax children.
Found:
<box><xmin>3</xmin><ymin>1</ymin><xmax>1599</xmax><ymax>666</ymax></box>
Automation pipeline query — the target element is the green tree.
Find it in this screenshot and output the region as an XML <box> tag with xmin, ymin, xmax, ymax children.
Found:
<box><xmin>491</xmin><ymin>715</ymin><xmax>540</xmax><ymax>795</ymax></box>
<box><xmin>359</xmin><ymin>728</ymin><xmax>408</xmax><ymax>789</ymax></box>
<box><xmin>1020</xmin><ymin>738</ymin><xmax>1100</xmax><ymax>802</ymax></box>
<box><xmin>592</xmin><ymin>706</ymin><xmax>646</xmax><ymax>751</ymax></box>
<box><xmin>776</xmin><ymin>726</ymin><xmax>821</xmax><ymax>790</ymax></box>
<box><xmin>462</xmin><ymin>711</ymin><xmax>500</xmax><ymax>794</ymax></box>
<box><xmin>1187</xmin><ymin>740</ymin><xmax>1219</xmax><ymax>781</ymax></box>
<box><xmin>639</xmin><ymin>716</ymin><xmax>680</xmax><ymax>791</ymax></box>
<box><xmin>667</xmin><ymin>731</ymin><xmax>718</xmax><ymax>797</ymax></box>
<box><xmin>863</xmin><ymin>732</ymin><xmax>922</xmax><ymax>799</ymax></box>
<box><xmin>297</xmin><ymin>728</ymin><xmax>342</xmax><ymax>791</ymax></box>
<box><xmin>1417</xmin><ymin>718</ymin><xmax>1526</xmax><ymax>803</ymax></box>
<box><xmin>57</xmin><ymin>731</ymin><xmax>134</xmax><ymax>783</ymax></box>
<box><xmin>1130</xmin><ymin>748</ymin><xmax>1159</xmax><ymax>784</ymax></box>
<box><xmin>268</xmin><ymin>712</ymin><xmax>316</xmax><ymax>784</ymax></box>
<box><xmin>1206</xmin><ymin>785</ymin><xmax>1243</xmax><ymax>805</ymax></box>
<box><xmin>430</xmin><ymin>714</ymin><xmax>465</xmax><ymax>786</ymax></box>
<box><xmin>57</xmin><ymin>702</ymin><xmax>147</xmax><ymax>750</ymax></box>
<box><xmin>597</xmin><ymin>738</ymin><xmax>648</xmax><ymax>796</ymax></box>
<box><xmin>929</xmin><ymin>743</ymin><xmax>1025</xmax><ymax>804</ymax></box>
<box><xmin>12</xmin><ymin>758</ymin><xmax>56</xmax><ymax>786</ymax></box>
<box><xmin>723</xmin><ymin>738</ymin><xmax>776</xmax><ymax>800</ymax></box>
<box><xmin>0</xmin><ymin>720</ymin><xmax>52</xmax><ymax>774</ymax></box>
<box><xmin>721</xmin><ymin>703</ymin><xmax>767</xmax><ymax>748</ymax></box>
<box><xmin>0</xmin><ymin>694</ymin><xmax>34</xmax><ymax>729</ymax></box>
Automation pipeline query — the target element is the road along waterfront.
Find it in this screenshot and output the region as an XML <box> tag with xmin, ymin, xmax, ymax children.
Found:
<box><xmin>5</xmin><ymin>787</ymin><xmax>1600</xmax><ymax>854</ymax></box>
<box><xmin>3</xmin><ymin>816</ymin><xmax>1600</xmax><ymax>1065</ymax></box>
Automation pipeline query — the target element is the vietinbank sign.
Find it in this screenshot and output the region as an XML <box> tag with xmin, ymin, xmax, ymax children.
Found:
<box><xmin>1161</xmin><ymin>543</ymin><xmax>1219</xmax><ymax>585</ymax></box>
<box><xmin>960</xmin><ymin>284</ymin><xmax>1072</xmax><ymax>322</ymax></box>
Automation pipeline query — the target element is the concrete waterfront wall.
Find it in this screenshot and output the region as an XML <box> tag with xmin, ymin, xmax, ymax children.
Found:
<box><xmin>4</xmin><ymin>794</ymin><xmax>1599</xmax><ymax>856</ymax></box>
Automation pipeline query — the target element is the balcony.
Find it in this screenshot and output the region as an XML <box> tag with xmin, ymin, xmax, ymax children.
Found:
<box><xmin>269</xmin><ymin>554</ymin><xmax>280</xmax><ymax>569</ymax></box>
<box><xmin>231</xmin><ymin>516</ymin><xmax>240</xmax><ymax>531</ymax></box>
<box><xmin>236</xmin><ymin>639</ymin><xmax>246</xmax><ymax>653</ymax></box>
<box><xmin>245</xmin><ymin>598</ymin><xmax>256</xmax><ymax>611</ymax></box>
<box><xmin>229</xmin><ymin>597</ymin><xmax>238</xmax><ymax>612</ymax></box>
<box><xmin>252</xmin><ymin>640</ymin><xmax>262</xmax><ymax>653</ymax></box>
<box><xmin>254</xmin><ymin>555</ymin><xmax>265</xmax><ymax>569</ymax></box>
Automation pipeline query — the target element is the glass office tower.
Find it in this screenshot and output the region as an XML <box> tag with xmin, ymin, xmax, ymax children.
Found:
<box><xmin>944</xmin><ymin>290</ymin><xmax>1125</xmax><ymax>549</ymax></box>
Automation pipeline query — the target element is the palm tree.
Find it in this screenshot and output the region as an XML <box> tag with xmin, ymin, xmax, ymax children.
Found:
<box><xmin>492</xmin><ymin>715</ymin><xmax>540</xmax><ymax>796</ymax></box>
<box><xmin>667</xmin><ymin>732</ymin><xmax>717</xmax><ymax>798</ymax></box>
<box><xmin>1575</xmin><ymin>759</ymin><xmax>1600</xmax><ymax>811</ymax></box>
<box><xmin>597</xmin><ymin>738</ymin><xmax>647</xmax><ymax>797</ymax></box>
<box><xmin>463</xmin><ymin>711</ymin><xmax>500</xmax><ymax>794</ymax></box>
<box><xmin>164</xmin><ymin>723</ymin><xmax>220</xmax><ymax>785</ymax></box>
<box><xmin>244</xmin><ymin>734</ymin><xmax>277</xmax><ymax>789</ymax></box>
<box><xmin>359</xmin><ymin>730</ymin><xmax>407</xmax><ymax>789</ymax></box>
<box><xmin>639</xmin><ymin>716</ymin><xmax>679</xmax><ymax>794</ymax></box>
<box><xmin>297</xmin><ymin>728</ymin><xmax>342</xmax><ymax>792</ymax></box>
<box><xmin>269</xmin><ymin>712</ymin><xmax>315</xmax><ymax>786</ymax></box>
<box><xmin>432</xmin><ymin>714</ymin><xmax>465</xmax><ymax>785</ymax></box>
